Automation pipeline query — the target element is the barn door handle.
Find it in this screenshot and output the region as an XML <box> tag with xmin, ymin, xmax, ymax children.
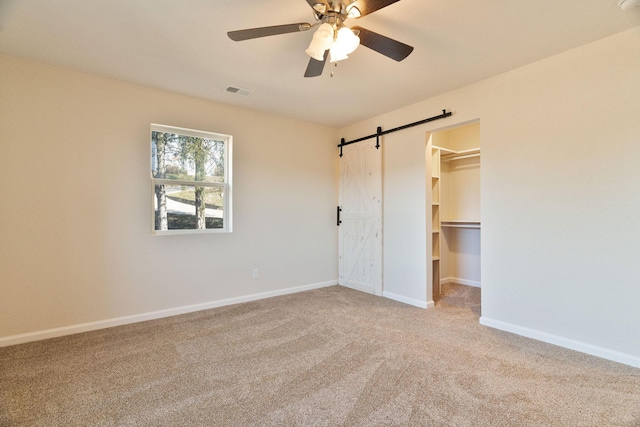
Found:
<box><xmin>337</xmin><ymin>206</ymin><xmax>342</xmax><ymax>226</ymax></box>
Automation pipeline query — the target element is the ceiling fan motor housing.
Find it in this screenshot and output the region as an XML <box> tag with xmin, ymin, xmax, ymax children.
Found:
<box><xmin>618</xmin><ymin>0</ymin><xmax>640</xmax><ymax>9</ymax></box>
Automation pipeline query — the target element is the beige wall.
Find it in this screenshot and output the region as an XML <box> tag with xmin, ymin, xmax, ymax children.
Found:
<box><xmin>0</xmin><ymin>55</ymin><xmax>339</xmax><ymax>340</ymax></box>
<box><xmin>340</xmin><ymin>26</ymin><xmax>640</xmax><ymax>367</ymax></box>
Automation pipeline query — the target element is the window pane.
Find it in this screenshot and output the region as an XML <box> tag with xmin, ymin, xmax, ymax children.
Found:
<box><xmin>151</xmin><ymin>132</ymin><xmax>225</xmax><ymax>183</ymax></box>
<box><xmin>154</xmin><ymin>184</ymin><xmax>223</xmax><ymax>230</ymax></box>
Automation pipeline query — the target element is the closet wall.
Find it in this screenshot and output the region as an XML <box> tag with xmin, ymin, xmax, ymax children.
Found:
<box><xmin>431</xmin><ymin>123</ymin><xmax>481</xmax><ymax>293</ymax></box>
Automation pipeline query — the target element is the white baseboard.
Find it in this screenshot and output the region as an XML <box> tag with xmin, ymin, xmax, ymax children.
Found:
<box><xmin>442</xmin><ymin>276</ymin><xmax>481</xmax><ymax>288</ymax></box>
<box><xmin>383</xmin><ymin>291</ymin><xmax>429</xmax><ymax>309</ymax></box>
<box><xmin>479</xmin><ymin>316</ymin><xmax>640</xmax><ymax>369</ymax></box>
<box><xmin>0</xmin><ymin>280</ymin><xmax>337</xmax><ymax>348</ymax></box>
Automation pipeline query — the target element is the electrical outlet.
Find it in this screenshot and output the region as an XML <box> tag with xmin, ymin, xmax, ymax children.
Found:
<box><xmin>252</xmin><ymin>268</ymin><xmax>259</xmax><ymax>279</ymax></box>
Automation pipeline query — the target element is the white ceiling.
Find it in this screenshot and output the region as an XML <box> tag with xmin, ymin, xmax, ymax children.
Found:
<box><xmin>1</xmin><ymin>0</ymin><xmax>639</xmax><ymax>128</ymax></box>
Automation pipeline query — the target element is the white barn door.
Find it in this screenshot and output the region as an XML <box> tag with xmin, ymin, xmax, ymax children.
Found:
<box><xmin>339</xmin><ymin>139</ymin><xmax>382</xmax><ymax>295</ymax></box>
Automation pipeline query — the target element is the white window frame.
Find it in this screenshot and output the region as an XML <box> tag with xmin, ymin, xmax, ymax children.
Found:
<box><xmin>151</xmin><ymin>124</ymin><xmax>233</xmax><ymax>235</ymax></box>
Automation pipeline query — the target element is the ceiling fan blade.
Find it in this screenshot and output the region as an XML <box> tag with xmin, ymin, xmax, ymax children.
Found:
<box><xmin>228</xmin><ymin>23</ymin><xmax>310</xmax><ymax>41</ymax></box>
<box><xmin>304</xmin><ymin>50</ymin><xmax>328</xmax><ymax>77</ymax></box>
<box><xmin>351</xmin><ymin>0</ymin><xmax>401</xmax><ymax>17</ymax></box>
<box><xmin>351</xmin><ymin>26</ymin><xmax>413</xmax><ymax>61</ymax></box>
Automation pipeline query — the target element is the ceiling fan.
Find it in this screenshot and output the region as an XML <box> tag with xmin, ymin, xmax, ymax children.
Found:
<box><xmin>227</xmin><ymin>0</ymin><xmax>414</xmax><ymax>77</ymax></box>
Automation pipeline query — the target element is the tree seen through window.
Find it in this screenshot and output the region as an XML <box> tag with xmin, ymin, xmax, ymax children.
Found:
<box><xmin>151</xmin><ymin>125</ymin><xmax>231</xmax><ymax>233</ymax></box>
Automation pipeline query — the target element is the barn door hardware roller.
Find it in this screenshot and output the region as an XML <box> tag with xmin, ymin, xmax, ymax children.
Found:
<box><xmin>338</xmin><ymin>109</ymin><xmax>452</xmax><ymax>157</ymax></box>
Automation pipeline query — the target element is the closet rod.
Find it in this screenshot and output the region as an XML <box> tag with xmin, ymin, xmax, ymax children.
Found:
<box><xmin>338</xmin><ymin>109</ymin><xmax>452</xmax><ymax>157</ymax></box>
<box><xmin>442</xmin><ymin>153</ymin><xmax>480</xmax><ymax>162</ymax></box>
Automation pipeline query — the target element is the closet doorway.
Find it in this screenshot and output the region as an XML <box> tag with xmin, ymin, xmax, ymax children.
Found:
<box><xmin>428</xmin><ymin>122</ymin><xmax>481</xmax><ymax>305</ymax></box>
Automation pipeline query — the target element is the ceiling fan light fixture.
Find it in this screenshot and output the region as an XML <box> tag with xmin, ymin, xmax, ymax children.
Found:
<box><xmin>305</xmin><ymin>23</ymin><xmax>333</xmax><ymax>61</ymax></box>
<box><xmin>618</xmin><ymin>0</ymin><xmax>640</xmax><ymax>9</ymax></box>
<box><xmin>312</xmin><ymin>3</ymin><xmax>327</xmax><ymax>14</ymax></box>
<box><xmin>346</xmin><ymin>5</ymin><xmax>361</xmax><ymax>18</ymax></box>
<box><xmin>329</xmin><ymin>26</ymin><xmax>360</xmax><ymax>62</ymax></box>
<box><xmin>329</xmin><ymin>43</ymin><xmax>349</xmax><ymax>62</ymax></box>
<box><xmin>336</xmin><ymin>26</ymin><xmax>360</xmax><ymax>54</ymax></box>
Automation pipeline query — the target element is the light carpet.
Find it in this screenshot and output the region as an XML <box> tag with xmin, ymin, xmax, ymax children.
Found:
<box><xmin>1</xmin><ymin>285</ymin><xmax>639</xmax><ymax>426</ymax></box>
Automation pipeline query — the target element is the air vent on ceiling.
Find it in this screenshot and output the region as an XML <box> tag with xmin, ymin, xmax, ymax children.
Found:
<box><xmin>224</xmin><ymin>86</ymin><xmax>253</xmax><ymax>97</ymax></box>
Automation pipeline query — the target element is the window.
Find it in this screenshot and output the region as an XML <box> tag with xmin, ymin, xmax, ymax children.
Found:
<box><xmin>151</xmin><ymin>124</ymin><xmax>232</xmax><ymax>234</ymax></box>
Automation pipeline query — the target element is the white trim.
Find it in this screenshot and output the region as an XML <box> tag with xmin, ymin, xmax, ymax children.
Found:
<box><xmin>150</xmin><ymin>123</ymin><xmax>231</xmax><ymax>142</ymax></box>
<box><xmin>383</xmin><ymin>291</ymin><xmax>430</xmax><ymax>309</ymax></box>
<box><xmin>479</xmin><ymin>316</ymin><xmax>640</xmax><ymax>369</ymax></box>
<box><xmin>441</xmin><ymin>276</ymin><xmax>481</xmax><ymax>288</ymax></box>
<box><xmin>153</xmin><ymin>179</ymin><xmax>226</xmax><ymax>188</ymax></box>
<box><xmin>0</xmin><ymin>281</ymin><xmax>336</xmax><ymax>348</ymax></box>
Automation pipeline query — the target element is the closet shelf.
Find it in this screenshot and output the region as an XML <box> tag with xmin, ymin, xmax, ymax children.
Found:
<box><xmin>441</xmin><ymin>220</ymin><xmax>481</xmax><ymax>229</ymax></box>
<box><xmin>432</xmin><ymin>146</ymin><xmax>480</xmax><ymax>163</ymax></box>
